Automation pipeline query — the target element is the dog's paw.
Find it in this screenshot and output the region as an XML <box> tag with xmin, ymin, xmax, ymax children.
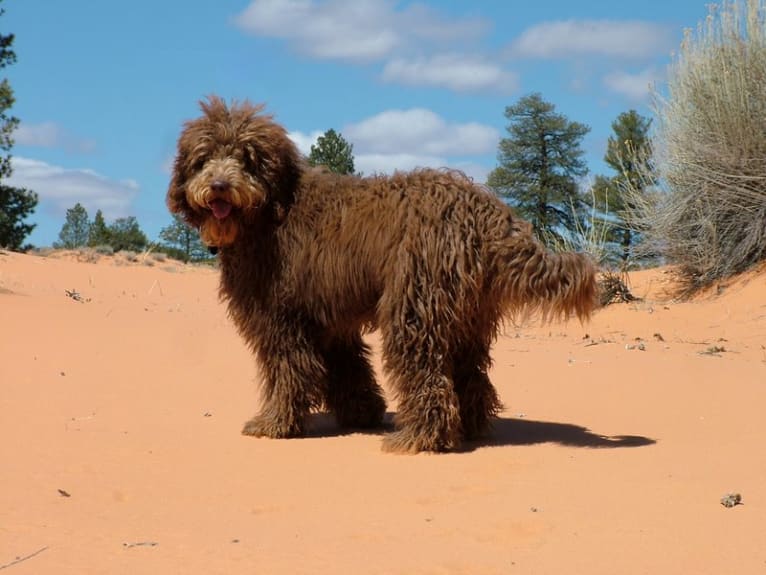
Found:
<box><xmin>241</xmin><ymin>416</ymin><xmax>302</xmax><ymax>438</ymax></box>
<box><xmin>381</xmin><ymin>429</ymin><xmax>460</xmax><ymax>454</ymax></box>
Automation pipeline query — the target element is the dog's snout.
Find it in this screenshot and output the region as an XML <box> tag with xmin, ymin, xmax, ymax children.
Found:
<box><xmin>210</xmin><ymin>179</ymin><xmax>230</xmax><ymax>194</ymax></box>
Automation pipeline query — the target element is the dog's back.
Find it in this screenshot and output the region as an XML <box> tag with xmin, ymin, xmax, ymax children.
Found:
<box><xmin>280</xmin><ymin>167</ymin><xmax>595</xmax><ymax>330</ymax></box>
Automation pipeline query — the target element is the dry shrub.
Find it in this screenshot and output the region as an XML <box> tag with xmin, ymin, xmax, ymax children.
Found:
<box><xmin>92</xmin><ymin>244</ymin><xmax>114</xmax><ymax>256</ymax></box>
<box><xmin>625</xmin><ymin>0</ymin><xmax>766</xmax><ymax>296</ymax></box>
<box><xmin>77</xmin><ymin>248</ymin><xmax>101</xmax><ymax>264</ymax></box>
<box><xmin>543</xmin><ymin>200</ymin><xmax>638</xmax><ymax>307</ymax></box>
<box><xmin>29</xmin><ymin>246</ymin><xmax>56</xmax><ymax>258</ymax></box>
<box><xmin>117</xmin><ymin>250</ymin><xmax>139</xmax><ymax>263</ymax></box>
<box><xmin>543</xmin><ymin>192</ymin><xmax>612</xmax><ymax>267</ymax></box>
<box><xmin>598</xmin><ymin>270</ymin><xmax>638</xmax><ymax>306</ymax></box>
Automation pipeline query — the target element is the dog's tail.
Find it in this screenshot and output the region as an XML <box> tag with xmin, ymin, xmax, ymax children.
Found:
<box><xmin>495</xmin><ymin>229</ymin><xmax>598</xmax><ymax>323</ymax></box>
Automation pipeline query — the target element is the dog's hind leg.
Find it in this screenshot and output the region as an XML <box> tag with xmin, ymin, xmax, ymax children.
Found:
<box><xmin>322</xmin><ymin>335</ymin><xmax>387</xmax><ymax>429</ymax></box>
<box><xmin>381</xmin><ymin>342</ymin><xmax>462</xmax><ymax>453</ymax></box>
<box><xmin>378</xmin><ymin>290</ymin><xmax>462</xmax><ymax>453</ymax></box>
<box><xmin>242</xmin><ymin>319</ymin><xmax>327</xmax><ymax>439</ymax></box>
<box><xmin>452</xmin><ymin>340</ymin><xmax>503</xmax><ymax>441</ymax></box>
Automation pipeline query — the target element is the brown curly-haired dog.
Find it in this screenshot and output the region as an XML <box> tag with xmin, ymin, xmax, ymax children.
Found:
<box><xmin>168</xmin><ymin>96</ymin><xmax>597</xmax><ymax>453</ymax></box>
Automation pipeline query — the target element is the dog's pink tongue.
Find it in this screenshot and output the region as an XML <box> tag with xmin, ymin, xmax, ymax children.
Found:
<box><xmin>210</xmin><ymin>199</ymin><xmax>232</xmax><ymax>220</ymax></box>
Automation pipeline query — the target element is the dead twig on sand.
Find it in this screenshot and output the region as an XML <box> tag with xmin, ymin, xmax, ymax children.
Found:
<box><xmin>599</xmin><ymin>271</ymin><xmax>640</xmax><ymax>306</ymax></box>
<box><xmin>122</xmin><ymin>541</ymin><xmax>158</xmax><ymax>549</ymax></box>
<box><xmin>147</xmin><ymin>279</ymin><xmax>163</xmax><ymax>296</ymax></box>
<box><xmin>0</xmin><ymin>546</ymin><xmax>49</xmax><ymax>570</ymax></box>
<box><xmin>699</xmin><ymin>345</ymin><xmax>727</xmax><ymax>356</ymax></box>
<box><xmin>65</xmin><ymin>289</ymin><xmax>89</xmax><ymax>303</ymax></box>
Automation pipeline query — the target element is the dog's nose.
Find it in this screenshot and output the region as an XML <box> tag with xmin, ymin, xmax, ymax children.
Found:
<box><xmin>210</xmin><ymin>179</ymin><xmax>230</xmax><ymax>194</ymax></box>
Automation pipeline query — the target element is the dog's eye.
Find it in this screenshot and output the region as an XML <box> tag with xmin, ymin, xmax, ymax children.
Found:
<box><xmin>190</xmin><ymin>157</ymin><xmax>206</xmax><ymax>172</ymax></box>
<box><xmin>243</xmin><ymin>147</ymin><xmax>262</xmax><ymax>172</ymax></box>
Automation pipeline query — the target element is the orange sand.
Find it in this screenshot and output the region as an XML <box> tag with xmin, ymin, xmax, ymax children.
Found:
<box><xmin>2</xmin><ymin>249</ymin><xmax>765</xmax><ymax>574</ymax></box>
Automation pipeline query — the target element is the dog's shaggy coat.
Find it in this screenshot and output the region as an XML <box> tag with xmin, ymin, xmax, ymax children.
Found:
<box><xmin>168</xmin><ymin>97</ymin><xmax>597</xmax><ymax>453</ymax></box>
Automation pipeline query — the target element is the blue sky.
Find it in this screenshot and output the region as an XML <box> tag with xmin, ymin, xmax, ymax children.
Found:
<box><xmin>5</xmin><ymin>0</ymin><xmax>711</xmax><ymax>247</ymax></box>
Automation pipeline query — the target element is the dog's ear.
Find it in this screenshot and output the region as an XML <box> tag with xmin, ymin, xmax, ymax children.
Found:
<box><xmin>167</xmin><ymin>153</ymin><xmax>202</xmax><ymax>229</ymax></box>
<box><xmin>239</xmin><ymin>110</ymin><xmax>302</xmax><ymax>218</ymax></box>
<box><xmin>167</xmin><ymin>99</ymin><xmax>223</xmax><ymax>229</ymax></box>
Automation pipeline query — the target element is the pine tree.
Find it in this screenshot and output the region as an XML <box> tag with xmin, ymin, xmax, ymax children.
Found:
<box><xmin>308</xmin><ymin>129</ymin><xmax>355</xmax><ymax>175</ymax></box>
<box><xmin>88</xmin><ymin>209</ymin><xmax>110</xmax><ymax>247</ymax></box>
<box><xmin>55</xmin><ymin>203</ymin><xmax>90</xmax><ymax>248</ymax></box>
<box><xmin>488</xmin><ymin>93</ymin><xmax>589</xmax><ymax>243</ymax></box>
<box><xmin>159</xmin><ymin>213</ymin><xmax>208</xmax><ymax>262</ymax></box>
<box><xmin>0</xmin><ymin>4</ymin><xmax>37</xmax><ymax>250</ymax></box>
<box><xmin>0</xmin><ymin>185</ymin><xmax>37</xmax><ymax>250</ymax></box>
<box><xmin>592</xmin><ymin>110</ymin><xmax>654</xmax><ymax>262</ymax></box>
<box><xmin>108</xmin><ymin>216</ymin><xmax>147</xmax><ymax>252</ymax></box>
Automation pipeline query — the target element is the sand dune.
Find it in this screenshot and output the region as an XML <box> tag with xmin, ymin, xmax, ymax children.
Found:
<box><xmin>2</xmin><ymin>249</ymin><xmax>765</xmax><ymax>574</ymax></box>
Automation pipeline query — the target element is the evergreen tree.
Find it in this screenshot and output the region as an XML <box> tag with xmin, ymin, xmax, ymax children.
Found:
<box><xmin>488</xmin><ymin>93</ymin><xmax>590</xmax><ymax>243</ymax></box>
<box><xmin>55</xmin><ymin>203</ymin><xmax>90</xmax><ymax>248</ymax></box>
<box><xmin>159</xmin><ymin>213</ymin><xmax>208</xmax><ymax>262</ymax></box>
<box><xmin>0</xmin><ymin>185</ymin><xmax>37</xmax><ymax>250</ymax></box>
<box><xmin>592</xmin><ymin>110</ymin><xmax>655</xmax><ymax>262</ymax></box>
<box><xmin>308</xmin><ymin>129</ymin><xmax>355</xmax><ymax>175</ymax></box>
<box><xmin>108</xmin><ymin>216</ymin><xmax>147</xmax><ymax>252</ymax></box>
<box><xmin>88</xmin><ymin>209</ymin><xmax>110</xmax><ymax>246</ymax></box>
<box><xmin>0</xmin><ymin>4</ymin><xmax>37</xmax><ymax>250</ymax></box>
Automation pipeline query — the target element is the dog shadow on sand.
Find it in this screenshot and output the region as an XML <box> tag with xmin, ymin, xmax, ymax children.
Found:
<box><xmin>481</xmin><ymin>417</ymin><xmax>655</xmax><ymax>451</ymax></box>
<box><xmin>300</xmin><ymin>412</ymin><xmax>656</xmax><ymax>453</ymax></box>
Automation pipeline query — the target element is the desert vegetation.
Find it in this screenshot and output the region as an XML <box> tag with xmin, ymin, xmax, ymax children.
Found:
<box><xmin>622</xmin><ymin>0</ymin><xmax>766</xmax><ymax>294</ymax></box>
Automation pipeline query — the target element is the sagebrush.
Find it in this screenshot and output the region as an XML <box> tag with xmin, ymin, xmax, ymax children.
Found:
<box><xmin>624</xmin><ymin>0</ymin><xmax>766</xmax><ymax>294</ymax></box>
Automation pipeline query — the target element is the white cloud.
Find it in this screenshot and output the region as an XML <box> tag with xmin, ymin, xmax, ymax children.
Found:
<box><xmin>344</xmin><ymin>108</ymin><xmax>499</xmax><ymax>157</ymax></box>
<box><xmin>451</xmin><ymin>162</ymin><xmax>491</xmax><ymax>185</ymax></box>
<box><xmin>288</xmin><ymin>109</ymin><xmax>497</xmax><ymax>180</ymax></box>
<box><xmin>235</xmin><ymin>0</ymin><xmax>487</xmax><ymax>63</ymax></box>
<box><xmin>8</xmin><ymin>157</ymin><xmax>138</xmax><ymax>218</ymax></box>
<box><xmin>381</xmin><ymin>54</ymin><xmax>518</xmax><ymax>94</ymax></box>
<box><xmin>14</xmin><ymin>122</ymin><xmax>96</xmax><ymax>153</ymax></box>
<box><xmin>603</xmin><ymin>68</ymin><xmax>662</xmax><ymax>102</ymax></box>
<box><xmin>236</xmin><ymin>0</ymin><xmax>397</xmax><ymax>62</ymax></box>
<box><xmin>234</xmin><ymin>1</ymin><xmax>507</xmax><ymax>95</ymax></box>
<box><xmin>510</xmin><ymin>20</ymin><xmax>673</xmax><ymax>60</ymax></box>
<box><xmin>14</xmin><ymin>122</ymin><xmax>62</xmax><ymax>147</ymax></box>
<box><xmin>288</xmin><ymin>130</ymin><xmax>324</xmax><ymax>155</ymax></box>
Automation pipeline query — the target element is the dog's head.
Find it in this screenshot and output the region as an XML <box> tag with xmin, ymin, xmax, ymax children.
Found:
<box><xmin>167</xmin><ymin>96</ymin><xmax>301</xmax><ymax>248</ymax></box>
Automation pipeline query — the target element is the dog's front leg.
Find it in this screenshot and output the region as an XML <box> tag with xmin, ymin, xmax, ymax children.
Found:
<box><xmin>241</xmin><ymin>320</ymin><xmax>326</xmax><ymax>439</ymax></box>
